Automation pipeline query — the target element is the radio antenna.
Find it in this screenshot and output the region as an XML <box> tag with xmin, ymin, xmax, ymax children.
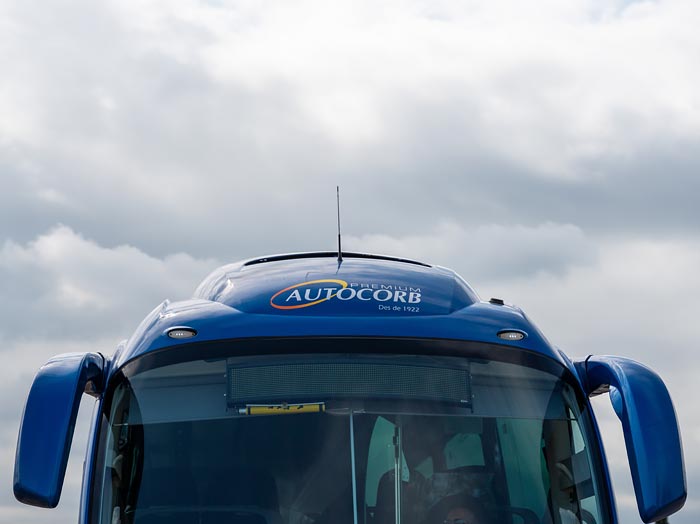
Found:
<box><xmin>336</xmin><ymin>186</ymin><xmax>343</xmax><ymax>263</ymax></box>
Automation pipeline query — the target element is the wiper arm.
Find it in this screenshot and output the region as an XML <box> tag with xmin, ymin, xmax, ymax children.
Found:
<box><xmin>350</xmin><ymin>413</ymin><xmax>359</xmax><ymax>524</ymax></box>
<box><xmin>393</xmin><ymin>425</ymin><xmax>402</xmax><ymax>524</ymax></box>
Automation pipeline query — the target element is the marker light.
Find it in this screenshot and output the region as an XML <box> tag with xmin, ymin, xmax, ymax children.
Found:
<box><xmin>497</xmin><ymin>330</ymin><xmax>526</xmax><ymax>341</ymax></box>
<box><xmin>166</xmin><ymin>327</ymin><xmax>197</xmax><ymax>339</ymax></box>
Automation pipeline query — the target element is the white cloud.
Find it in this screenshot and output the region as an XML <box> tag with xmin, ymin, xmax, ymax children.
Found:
<box><xmin>0</xmin><ymin>225</ymin><xmax>220</xmax><ymax>341</ymax></box>
<box><xmin>2</xmin><ymin>0</ymin><xmax>700</xmax><ymax>258</ymax></box>
<box><xmin>2</xmin><ymin>0</ymin><xmax>700</xmax><ymax>179</ymax></box>
<box><xmin>478</xmin><ymin>237</ymin><xmax>700</xmax><ymax>361</ymax></box>
<box><xmin>481</xmin><ymin>236</ymin><xmax>700</xmax><ymax>523</ymax></box>
<box><xmin>346</xmin><ymin>221</ymin><xmax>596</xmax><ymax>280</ymax></box>
<box><xmin>351</xmin><ymin>225</ymin><xmax>700</xmax><ymax>523</ymax></box>
<box><xmin>2</xmin><ymin>225</ymin><xmax>698</xmax><ymax>523</ymax></box>
<box><xmin>1</xmin><ymin>1</ymin><xmax>699</xmax><ymax>522</ymax></box>
<box><xmin>101</xmin><ymin>0</ymin><xmax>700</xmax><ymax>175</ymax></box>
<box><xmin>0</xmin><ymin>228</ymin><xmax>221</xmax><ymax>522</ymax></box>
<box><xmin>0</xmin><ymin>339</ymin><xmax>111</xmax><ymax>523</ymax></box>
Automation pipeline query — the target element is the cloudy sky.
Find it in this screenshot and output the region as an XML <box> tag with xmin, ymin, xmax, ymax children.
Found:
<box><xmin>1</xmin><ymin>0</ymin><xmax>698</xmax><ymax>522</ymax></box>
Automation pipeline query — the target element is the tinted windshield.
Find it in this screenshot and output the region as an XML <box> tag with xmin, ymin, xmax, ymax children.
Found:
<box><xmin>94</xmin><ymin>343</ymin><xmax>608</xmax><ymax>524</ymax></box>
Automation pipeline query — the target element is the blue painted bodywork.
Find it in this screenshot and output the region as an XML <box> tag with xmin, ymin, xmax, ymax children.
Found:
<box><xmin>14</xmin><ymin>352</ymin><xmax>104</xmax><ymax>508</ymax></box>
<box><xmin>575</xmin><ymin>356</ymin><xmax>687</xmax><ymax>523</ymax></box>
<box><xmin>110</xmin><ymin>254</ymin><xmax>559</xmax><ymax>370</ymax></box>
<box><xmin>13</xmin><ymin>252</ymin><xmax>687</xmax><ymax>523</ymax></box>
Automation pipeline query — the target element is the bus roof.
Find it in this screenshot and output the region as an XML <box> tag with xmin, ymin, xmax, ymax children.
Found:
<box><xmin>111</xmin><ymin>253</ymin><xmax>566</xmax><ymax>369</ymax></box>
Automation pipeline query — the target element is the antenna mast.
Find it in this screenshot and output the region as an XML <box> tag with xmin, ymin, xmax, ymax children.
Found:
<box><xmin>337</xmin><ymin>186</ymin><xmax>343</xmax><ymax>263</ymax></box>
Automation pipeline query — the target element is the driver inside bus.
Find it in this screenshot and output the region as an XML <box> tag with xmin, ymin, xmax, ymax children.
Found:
<box><xmin>441</xmin><ymin>498</ymin><xmax>488</xmax><ymax>524</ymax></box>
<box><xmin>443</xmin><ymin>506</ymin><xmax>478</xmax><ymax>524</ymax></box>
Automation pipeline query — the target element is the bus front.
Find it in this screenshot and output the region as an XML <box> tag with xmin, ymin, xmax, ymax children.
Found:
<box><xmin>95</xmin><ymin>338</ymin><xmax>612</xmax><ymax>524</ymax></box>
<box><xmin>14</xmin><ymin>254</ymin><xmax>686</xmax><ymax>524</ymax></box>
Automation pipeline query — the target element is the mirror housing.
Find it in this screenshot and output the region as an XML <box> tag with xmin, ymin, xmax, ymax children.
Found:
<box><xmin>14</xmin><ymin>352</ymin><xmax>105</xmax><ymax>508</ymax></box>
<box><xmin>576</xmin><ymin>355</ymin><xmax>686</xmax><ymax>523</ymax></box>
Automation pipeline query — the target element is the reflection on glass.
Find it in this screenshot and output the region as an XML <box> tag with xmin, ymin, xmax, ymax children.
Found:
<box><xmin>94</xmin><ymin>352</ymin><xmax>606</xmax><ymax>524</ymax></box>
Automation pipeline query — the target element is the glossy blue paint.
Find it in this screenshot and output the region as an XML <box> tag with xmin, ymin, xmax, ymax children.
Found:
<box><xmin>14</xmin><ymin>352</ymin><xmax>104</xmax><ymax>508</ymax></box>
<box><xmin>111</xmin><ymin>254</ymin><xmax>560</xmax><ymax>370</ymax></box>
<box><xmin>575</xmin><ymin>356</ymin><xmax>687</xmax><ymax>523</ymax></box>
<box><xmin>12</xmin><ymin>253</ymin><xmax>687</xmax><ymax>523</ymax></box>
<box><xmin>197</xmin><ymin>255</ymin><xmax>478</xmax><ymax>316</ymax></box>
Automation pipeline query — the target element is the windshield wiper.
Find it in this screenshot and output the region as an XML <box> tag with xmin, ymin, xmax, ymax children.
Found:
<box><xmin>350</xmin><ymin>413</ymin><xmax>359</xmax><ymax>524</ymax></box>
<box><xmin>393</xmin><ymin>424</ymin><xmax>402</xmax><ymax>524</ymax></box>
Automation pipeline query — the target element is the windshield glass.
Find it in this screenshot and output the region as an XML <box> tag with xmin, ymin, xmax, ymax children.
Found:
<box><xmin>93</xmin><ymin>342</ymin><xmax>608</xmax><ymax>524</ymax></box>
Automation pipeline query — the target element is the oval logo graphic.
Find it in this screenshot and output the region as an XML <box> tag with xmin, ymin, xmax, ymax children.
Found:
<box><xmin>270</xmin><ymin>279</ymin><xmax>348</xmax><ymax>310</ymax></box>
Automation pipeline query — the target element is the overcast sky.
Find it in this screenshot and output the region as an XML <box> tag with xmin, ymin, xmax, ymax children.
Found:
<box><xmin>1</xmin><ymin>0</ymin><xmax>698</xmax><ymax>522</ymax></box>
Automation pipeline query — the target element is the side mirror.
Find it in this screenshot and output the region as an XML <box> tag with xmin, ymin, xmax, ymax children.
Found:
<box><xmin>575</xmin><ymin>355</ymin><xmax>686</xmax><ymax>523</ymax></box>
<box><xmin>14</xmin><ymin>352</ymin><xmax>105</xmax><ymax>508</ymax></box>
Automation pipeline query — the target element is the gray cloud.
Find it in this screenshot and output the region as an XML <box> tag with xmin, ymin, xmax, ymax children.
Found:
<box><xmin>0</xmin><ymin>226</ymin><xmax>220</xmax><ymax>342</ymax></box>
<box><xmin>2</xmin><ymin>226</ymin><xmax>698</xmax><ymax>523</ymax></box>
<box><xmin>1</xmin><ymin>0</ymin><xmax>700</xmax><ymax>260</ymax></box>
<box><xmin>1</xmin><ymin>0</ymin><xmax>699</xmax><ymax>522</ymax></box>
<box><xmin>0</xmin><ymin>340</ymin><xmax>108</xmax><ymax>523</ymax></box>
<box><xmin>346</xmin><ymin>221</ymin><xmax>597</xmax><ymax>280</ymax></box>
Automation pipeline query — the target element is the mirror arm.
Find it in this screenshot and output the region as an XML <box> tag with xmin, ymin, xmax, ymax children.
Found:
<box><xmin>575</xmin><ymin>355</ymin><xmax>686</xmax><ymax>523</ymax></box>
<box><xmin>14</xmin><ymin>352</ymin><xmax>105</xmax><ymax>508</ymax></box>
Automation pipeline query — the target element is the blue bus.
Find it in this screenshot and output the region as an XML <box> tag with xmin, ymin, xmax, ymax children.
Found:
<box><xmin>14</xmin><ymin>253</ymin><xmax>686</xmax><ymax>524</ymax></box>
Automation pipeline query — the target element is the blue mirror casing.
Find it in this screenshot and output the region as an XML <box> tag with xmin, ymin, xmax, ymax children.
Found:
<box><xmin>14</xmin><ymin>352</ymin><xmax>105</xmax><ymax>508</ymax></box>
<box><xmin>576</xmin><ymin>355</ymin><xmax>686</xmax><ymax>523</ymax></box>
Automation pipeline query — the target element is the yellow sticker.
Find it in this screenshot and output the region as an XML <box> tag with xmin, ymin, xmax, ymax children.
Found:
<box><xmin>245</xmin><ymin>403</ymin><xmax>325</xmax><ymax>415</ymax></box>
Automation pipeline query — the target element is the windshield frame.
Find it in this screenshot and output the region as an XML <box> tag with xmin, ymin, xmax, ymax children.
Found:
<box><xmin>90</xmin><ymin>336</ymin><xmax>614</xmax><ymax>524</ymax></box>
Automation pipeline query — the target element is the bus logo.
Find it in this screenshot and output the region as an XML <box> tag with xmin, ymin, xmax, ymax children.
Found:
<box><xmin>270</xmin><ymin>279</ymin><xmax>348</xmax><ymax>310</ymax></box>
<box><xmin>270</xmin><ymin>279</ymin><xmax>422</xmax><ymax>310</ymax></box>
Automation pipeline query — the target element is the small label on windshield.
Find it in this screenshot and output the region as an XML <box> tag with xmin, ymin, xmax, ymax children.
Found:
<box><xmin>240</xmin><ymin>403</ymin><xmax>326</xmax><ymax>416</ymax></box>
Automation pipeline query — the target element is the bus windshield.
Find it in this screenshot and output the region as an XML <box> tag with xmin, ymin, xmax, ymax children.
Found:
<box><xmin>94</xmin><ymin>343</ymin><xmax>608</xmax><ymax>524</ymax></box>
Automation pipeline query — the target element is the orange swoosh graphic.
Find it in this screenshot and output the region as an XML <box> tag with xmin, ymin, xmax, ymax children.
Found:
<box><xmin>270</xmin><ymin>279</ymin><xmax>348</xmax><ymax>310</ymax></box>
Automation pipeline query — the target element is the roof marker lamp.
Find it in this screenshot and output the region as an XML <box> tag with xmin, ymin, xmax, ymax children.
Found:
<box><xmin>166</xmin><ymin>327</ymin><xmax>198</xmax><ymax>339</ymax></box>
<box><xmin>497</xmin><ymin>330</ymin><xmax>526</xmax><ymax>341</ymax></box>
